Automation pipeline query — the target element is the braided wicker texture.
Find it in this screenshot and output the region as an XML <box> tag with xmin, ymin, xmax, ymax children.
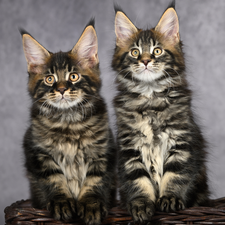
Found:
<box><xmin>4</xmin><ymin>198</ymin><xmax>225</xmax><ymax>225</ymax></box>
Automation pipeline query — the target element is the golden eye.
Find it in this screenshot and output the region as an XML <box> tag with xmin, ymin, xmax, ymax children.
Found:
<box><xmin>69</xmin><ymin>73</ymin><xmax>80</xmax><ymax>82</ymax></box>
<box><xmin>131</xmin><ymin>49</ymin><xmax>140</xmax><ymax>57</ymax></box>
<box><xmin>45</xmin><ymin>75</ymin><xmax>55</xmax><ymax>85</ymax></box>
<box><xmin>154</xmin><ymin>48</ymin><xmax>162</xmax><ymax>56</ymax></box>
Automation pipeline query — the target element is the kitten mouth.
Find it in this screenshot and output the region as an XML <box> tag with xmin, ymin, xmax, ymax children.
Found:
<box><xmin>60</xmin><ymin>97</ymin><xmax>70</xmax><ymax>103</ymax></box>
<box><xmin>136</xmin><ymin>64</ymin><xmax>155</xmax><ymax>74</ymax></box>
<box><xmin>141</xmin><ymin>68</ymin><xmax>154</xmax><ymax>73</ymax></box>
<box><xmin>55</xmin><ymin>96</ymin><xmax>70</xmax><ymax>103</ymax></box>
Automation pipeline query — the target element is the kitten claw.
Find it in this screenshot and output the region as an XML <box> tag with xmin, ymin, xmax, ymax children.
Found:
<box><xmin>47</xmin><ymin>198</ymin><xmax>76</xmax><ymax>221</ymax></box>
<box><xmin>128</xmin><ymin>197</ymin><xmax>155</xmax><ymax>224</ymax></box>
<box><xmin>77</xmin><ymin>197</ymin><xmax>108</xmax><ymax>225</ymax></box>
<box><xmin>157</xmin><ymin>196</ymin><xmax>185</xmax><ymax>212</ymax></box>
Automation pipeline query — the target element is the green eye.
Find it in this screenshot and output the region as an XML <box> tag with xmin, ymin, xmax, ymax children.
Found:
<box><xmin>131</xmin><ymin>49</ymin><xmax>140</xmax><ymax>57</ymax></box>
<box><xmin>45</xmin><ymin>75</ymin><xmax>55</xmax><ymax>85</ymax></box>
<box><xmin>154</xmin><ymin>48</ymin><xmax>162</xmax><ymax>56</ymax></box>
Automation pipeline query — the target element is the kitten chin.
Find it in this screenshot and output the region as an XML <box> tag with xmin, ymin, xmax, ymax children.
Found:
<box><xmin>132</xmin><ymin>69</ymin><xmax>164</xmax><ymax>83</ymax></box>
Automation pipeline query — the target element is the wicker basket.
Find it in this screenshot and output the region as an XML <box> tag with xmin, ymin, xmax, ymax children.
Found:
<box><xmin>4</xmin><ymin>198</ymin><xmax>225</xmax><ymax>225</ymax></box>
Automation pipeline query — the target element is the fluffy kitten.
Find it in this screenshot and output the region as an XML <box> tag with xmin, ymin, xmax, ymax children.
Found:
<box><xmin>112</xmin><ymin>3</ymin><xmax>209</xmax><ymax>223</ymax></box>
<box><xmin>21</xmin><ymin>20</ymin><xmax>116</xmax><ymax>225</ymax></box>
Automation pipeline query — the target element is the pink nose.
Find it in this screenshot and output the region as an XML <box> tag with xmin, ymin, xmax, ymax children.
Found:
<box><xmin>57</xmin><ymin>87</ymin><xmax>67</xmax><ymax>95</ymax></box>
<box><xmin>141</xmin><ymin>60</ymin><xmax>150</xmax><ymax>66</ymax></box>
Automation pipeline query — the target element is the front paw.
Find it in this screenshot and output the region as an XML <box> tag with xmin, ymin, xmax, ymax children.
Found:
<box><xmin>47</xmin><ymin>198</ymin><xmax>76</xmax><ymax>221</ymax></box>
<box><xmin>128</xmin><ymin>197</ymin><xmax>155</xmax><ymax>224</ymax></box>
<box><xmin>77</xmin><ymin>197</ymin><xmax>108</xmax><ymax>225</ymax></box>
<box><xmin>157</xmin><ymin>196</ymin><xmax>185</xmax><ymax>212</ymax></box>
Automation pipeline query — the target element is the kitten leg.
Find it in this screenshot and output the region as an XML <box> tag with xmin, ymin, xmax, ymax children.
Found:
<box><xmin>157</xmin><ymin>146</ymin><xmax>196</xmax><ymax>212</ymax></box>
<box><xmin>77</xmin><ymin>160</ymin><xmax>112</xmax><ymax>225</ymax></box>
<box><xmin>119</xmin><ymin>151</ymin><xmax>157</xmax><ymax>223</ymax></box>
<box><xmin>25</xmin><ymin>150</ymin><xmax>76</xmax><ymax>220</ymax></box>
<box><xmin>124</xmin><ymin>177</ymin><xmax>156</xmax><ymax>224</ymax></box>
<box><xmin>158</xmin><ymin>171</ymin><xmax>186</xmax><ymax>212</ymax></box>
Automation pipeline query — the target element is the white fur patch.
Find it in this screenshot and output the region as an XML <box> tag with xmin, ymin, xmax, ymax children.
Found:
<box><xmin>48</xmin><ymin>93</ymin><xmax>82</xmax><ymax>109</ymax></box>
<box><xmin>133</xmin><ymin>69</ymin><xmax>164</xmax><ymax>83</ymax></box>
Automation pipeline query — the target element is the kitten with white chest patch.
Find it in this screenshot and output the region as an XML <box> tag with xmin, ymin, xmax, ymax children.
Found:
<box><xmin>112</xmin><ymin>3</ymin><xmax>209</xmax><ymax>223</ymax></box>
<box><xmin>21</xmin><ymin>20</ymin><xmax>116</xmax><ymax>225</ymax></box>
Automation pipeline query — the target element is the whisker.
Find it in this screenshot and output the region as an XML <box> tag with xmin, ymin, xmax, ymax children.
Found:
<box><xmin>39</xmin><ymin>100</ymin><xmax>48</xmax><ymax>115</ymax></box>
<box><xmin>165</xmin><ymin>67</ymin><xmax>182</xmax><ymax>84</ymax></box>
<box><xmin>33</xmin><ymin>96</ymin><xmax>46</xmax><ymax>104</ymax></box>
<box><xmin>84</xmin><ymin>94</ymin><xmax>101</xmax><ymax>101</ymax></box>
<box><xmin>113</xmin><ymin>68</ymin><xmax>130</xmax><ymax>83</ymax></box>
<box><xmin>82</xmin><ymin>98</ymin><xmax>94</xmax><ymax>118</ymax></box>
<box><xmin>162</xmin><ymin>69</ymin><xmax>174</xmax><ymax>86</ymax></box>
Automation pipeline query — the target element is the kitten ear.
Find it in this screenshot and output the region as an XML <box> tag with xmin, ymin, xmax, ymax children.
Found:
<box><xmin>115</xmin><ymin>11</ymin><xmax>138</xmax><ymax>47</ymax></box>
<box><xmin>21</xmin><ymin>30</ymin><xmax>50</xmax><ymax>73</ymax></box>
<box><xmin>71</xmin><ymin>22</ymin><xmax>98</xmax><ymax>68</ymax></box>
<box><xmin>155</xmin><ymin>7</ymin><xmax>179</xmax><ymax>44</ymax></box>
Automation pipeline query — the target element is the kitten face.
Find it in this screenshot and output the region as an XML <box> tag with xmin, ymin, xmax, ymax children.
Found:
<box><xmin>112</xmin><ymin>8</ymin><xmax>185</xmax><ymax>86</ymax></box>
<box><xmin>40</xmin><ymin>59</ymin><xmax>84</xmax><ymax>109</ymax></box>
<box><xmin>118</xmin><ymin>31</ymin><xmax>168</xmax><ymax>83</ymax></box>
<box><xmin>22</xmin><ymin>24</ymin><xmax>100</xmax><ymax>110</ymax></box>
<box><xmin>30</xmin><ymin>52</ymin><xmax>98</xmax><ymax>110</ymax></box>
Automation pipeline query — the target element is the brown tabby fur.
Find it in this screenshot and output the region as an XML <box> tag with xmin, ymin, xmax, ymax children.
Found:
<box><xmin>21</xmin><ymin>20</ymin><xmax>116</xmax><ymax>225</ymax></box>
<box><xmin>112</xmin><ymin>3</ymin><xmax>209</xmax><ymax>224</ymax></box>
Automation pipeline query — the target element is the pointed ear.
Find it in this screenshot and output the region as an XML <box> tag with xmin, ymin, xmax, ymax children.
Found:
<box><xmin>155</xmin><ymin>7</ymin><xmax>179</xmax><ymax>44</ymax></box>
<box><xmin>115</xmin><ymin>11</ymin><xmax>138</xmax><ymax>47</ymax></box>
<box><xmin>71</xmin><ymin>25</ymin><xmax>98</xmax><ymax>68</ymax></box>
<box><xmin>22</xmin><ymin>33</ymin><xmax>50</xmax><ymax>73</ymax></box>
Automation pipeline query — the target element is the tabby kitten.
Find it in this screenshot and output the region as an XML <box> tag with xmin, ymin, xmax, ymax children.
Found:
<box><xmin>112</xmin><ymin>3</ymin><xmax>209</xmax><ymax>223</ymax></box>
<box><xmin>21</xmin><ymin>20</ymin><xmax>116</xmax><ymax>225</ymax></box>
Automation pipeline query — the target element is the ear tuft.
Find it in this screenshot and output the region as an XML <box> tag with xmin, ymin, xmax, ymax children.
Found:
<box><xmin>71</xmin><ymin>24</ymin><xmax>98</xmax><ymax>68</ymax></box>
<box><xmin>155</xmin><ymin>7</ymin><xmax>179</xmax><ymax>44</ymax></box>
<box><xmin>115</xmin><ymin>11</ymin><xmax>138</xmax><ymax>47</ymax></box>
<box><xmin>167</xmin><ymin>0</ymin><xmax>175</xmax><ymax>10</ymax></box>
<box><xmin>114</xmin><ymin>3</ymin><xmax>124</xmax><ymax>15</ymax></box>
<box><xmin>86</xmin><ymin>17</ymin><xmax>95</xmax><ymax>28</ymax></box>
<box><xmin>19</xmin><ymin>28</ymin><xmax>30</xmax><ymax>36</ymax></box>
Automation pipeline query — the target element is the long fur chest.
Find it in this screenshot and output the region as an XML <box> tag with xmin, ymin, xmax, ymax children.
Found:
<box><xmin>133</xmin><ymin>112</ymin><xmax>169</xmax><ymax>185</ymax></box>
<box><xmin>32</xmin><ymin>120</ymin><xmax>95</xmax><ymax>198</ymax></box>
<box><xmin>54</xmin><ymin>142</ymin><xmax>90</xmax><ymax>198</ymax></box>
<box><xmin>117</xmin><ymin>95</ymin><xmax>176</xmax><ymax>186</ymax></box>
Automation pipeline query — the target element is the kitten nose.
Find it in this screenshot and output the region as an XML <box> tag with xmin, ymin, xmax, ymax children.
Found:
<box><xmin>141</xmin><ymin>60</ymin><xmax>150</xmax><ymax>66</ymax></box>
<box><xmin>57</xmin><ymin>87</ymin><xmax>67</xmax><ymax>95</ymax></box>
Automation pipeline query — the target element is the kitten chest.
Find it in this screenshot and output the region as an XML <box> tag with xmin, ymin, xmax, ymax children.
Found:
<box><xmin>35</xmin><ymin>130</ymin><xmax>90</xmax><ymax>199</ymax></box>
<box><xmin>133</xmin><ymin>111</ymin><xmax>171</xmax><ymax>186</ymax></box>
<box><xmin>54</xmin><ymin>142</ymin><xmax>90</xmax><ymax>199</ymax></box>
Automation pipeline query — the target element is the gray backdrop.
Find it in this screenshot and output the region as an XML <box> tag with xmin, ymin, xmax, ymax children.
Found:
<box><xmin>1</xmin><ymin>0</ymin><xmax>225</xmax><ymax>224</ymax></box>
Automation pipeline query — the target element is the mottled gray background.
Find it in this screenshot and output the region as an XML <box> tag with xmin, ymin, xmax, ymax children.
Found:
<box><xmin>1</xmin><ymin>0</ymin><xmax>225</xmax><ymax>224</ymax></box>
